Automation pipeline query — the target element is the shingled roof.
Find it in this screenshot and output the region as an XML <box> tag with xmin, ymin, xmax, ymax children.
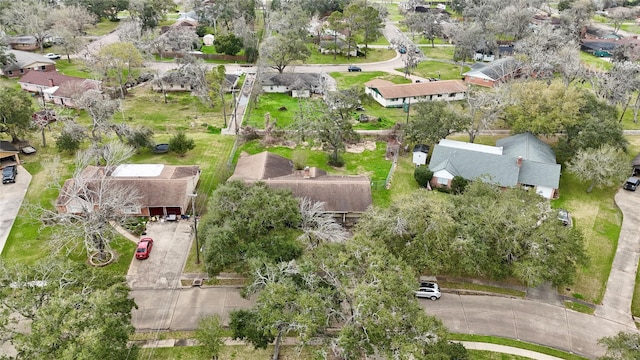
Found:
<box><xmin>260</xmin><ymin>73</ymin><xmax>324</xmax><ymax>89</ymax></box>
<box><xmin>229</xmin><ymin>152</ymin><xmax>372</xmax><ymax>213</ymax></box>
<box><xmin>3</xmin><ymin>50</ymin><xmax>54</xmax><ymax>72</ymax></box>
<box><xmin>364</xmin><ymin>79</ymin><xmax>468</xmax><ymax>99</ymax></box>
<box><xmin>429</xmin><ymin>133</ymin><xmax>561</xmax><ymax>190</ymax></box>
<box><xmin>463</xmin><ymin>57</ymin><xmax>521</xmax><ymax>81</ymax></box>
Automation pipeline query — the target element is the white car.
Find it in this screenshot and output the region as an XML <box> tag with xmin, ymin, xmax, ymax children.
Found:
<box><xmin>415</xmin><ymin>287</ymin><xmax>441</xmax><ymax>300</ymax></box>
<box><xmin>45</xmin><ymin>53</ymin><xmax>60</xmax><ymax>60</ymax></box>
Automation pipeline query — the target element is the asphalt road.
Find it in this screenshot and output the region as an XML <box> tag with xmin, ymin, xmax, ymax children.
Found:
<box><xmin>0</xmin><ymin>165</ymin><xmax>31</xmax><ymax>255</ymax></box>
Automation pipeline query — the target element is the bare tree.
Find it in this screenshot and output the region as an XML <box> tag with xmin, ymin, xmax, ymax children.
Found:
<box><xmin>76</xmin><ymin>90</ymin><xmax>121</xmax><ymax>143</ymax></box>
<box><xmin>463</xmin><ymin>87</ymin><xmax>506</xmax><ymax>143</ymax></box>
<box><xmin>1</xmin><ymin>0</ymin><xmax>54</xmax><ymax>53</ymax></box>
<box><xmin>298</xmin><ymin>198</ymin><xmax>348</xmax><ymax>249</ymax></box>
<box><xmin>40</xmin><ymin>142</ymin><xmax>140</xmax><ymax>261</ymax></box>
<box><xmin>51</xmin><ymin>5</ymin><xmax>96</xmax><ymax>62</ymax></box>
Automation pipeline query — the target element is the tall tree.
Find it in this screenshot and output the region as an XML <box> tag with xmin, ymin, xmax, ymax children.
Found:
<box><xmin>196</xmin><ymin>315</ymin><xmax>225</xmax><ymax>360</ymax></box>
<box><xmin>51</xmin><ymin>5</ymin><xmax>97</xmax><ymax>63</ymax></box>
<box><xmin>313</xmin><ymin>89</ymin><xmax>360</xmax><ymax>166</ymax></box>
<box><xmin>213</xmin><ymin>33</ymin><xmax>244</xmax><ymax>56</ymax></box>
<box><xmin>405</xmin><ymin>101</ymin><xmax>469</xmax><ymax>145</ymax></box>
<box><xmin>92</xmin><ymin>42</ymin><xmax>144</xmax><ymax>98</ymax></box>
<box><xmin>567</xmin><ymin>144</ymin><xmax>630</xmax><ymax>193</ymax></box>
<box><xmin>40</xmin><ymin>142</ymin><xmax>140</xmax><ymax>261</ymax></box>
<box><xmin>259</xmin><ymin>35</ymin><xmax>310</xmax><ymax>73</ymax></box>
<box><xmin>0</xmin><ymin>86</ymin><xmax>34</xmax><ymax>143</ymax></box>
<box><xmin>76</xmin><ymin>89</ymin><xmax>121</xmax><ymax>143</ymax></box>
<box><xmin>206</xmin><ymin>65</ymin><xmax>229</xmax><ymax>125</ymax></box>
<box><xmin>200</xmin><ymin>181</ymin><xmax>302</xmax><ymax>276</ymax></box>
<box><xmin>0</xmin><ymin>257</ymin><xmax>138</xmax><ymax>359</ymax></box>
<box><xmin>63</xmin><ymin>0</ymin><xmax>130</xmax><ymax>21</ymax></box>
<box><xmin>233</xmin><ymin>236</ymin><xmax>460</xmax><ymax>359</ymax></box>
<box><xmin>1</xmin><ymin>0</ymin><xmax>55</xmax><ymax>53</ymax></box>
<box><xmin>128</xmin><ymin>0</ymin><xmax>174</xmax><ymax>30</ymax></box>
<box><xmin>356</xmin><ymin>5</ymin><xmax>384</xmax><ymax>56</ymax></box>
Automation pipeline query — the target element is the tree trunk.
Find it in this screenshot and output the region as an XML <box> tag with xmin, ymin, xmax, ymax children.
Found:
<box><xmin>41</xmin><ymin>127</ymin><xmax>47</xmax><ymax>147</ymax></box>
<box><xmin>333</xmin><ymin>35</ymin><xmax>337</xmax><ymax>60</ymax></box>
<box><xmin>587</xmin><ymin>181</ymin><xmax>595</xmax><ymax>193</ymax></box>
<box><xmin>619</xmin><ymin>96</ymin><xmax>632</xmax><ymax>123</ymax></box>
<box><xmin>272</xmin><ymin>330</ymin><xmax>283</xmax><ymax>360</ymax></box>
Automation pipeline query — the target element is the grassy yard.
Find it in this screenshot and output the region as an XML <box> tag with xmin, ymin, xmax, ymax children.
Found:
<box><xmin>421</xmin><ymin>46</ymin><xmax>456</xmax><ymax>61</ymax></box>
<box><xmin>137</xmin><ymin>344</ymin><xmax>319</xmax><ymax>359</ymax></box>
<box><xmin>85</xmin><ymin>19</ymin><xmax>121</xmax><ymax>36</ymax></box>
<box><xmin>304</xmin><ymin>46</ymin><xmax>396</xmax><ymax>65</ymax></box>
<box><xmin>449</xmin><ymin>334</ymin><xmax>588</xmax><ymax>360</ymax></box>
<box><xmin>579</xmin><ymin>52</ymin><xmax>613</xmax><ymax>71</ymax></box>
<box><xmin>330</xmin><ymin>71</ymin><xmax>411</xmax><ymax>88</ymax></box>
<box><xmin>245</xmin><ymin>93</ymin><xmax>309</xmax><ymax>129</ymax></box>
<box><xmin>410</xmin><ymin>60</ymin><xmax>470</xmax><ymax>80</ymax></box>
<box><xmin>54</xmin><ymin>59</ymin><xmax>99</xmax><ymax>79</ymax></box>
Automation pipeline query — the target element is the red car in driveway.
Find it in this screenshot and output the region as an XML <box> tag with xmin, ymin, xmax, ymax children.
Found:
<box><xmin>136</xmin><ymin>238</ymin><xmax>154</xmax><ymax>259</ymax></box>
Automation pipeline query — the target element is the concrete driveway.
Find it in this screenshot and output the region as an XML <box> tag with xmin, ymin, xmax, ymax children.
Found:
<box><xmin>595</xmin><ymin>188</ymin><xmax>640</xmax><ymax>326</ymax></box>
<box><xmin>0</xmin><ymin>165</ymin><xmax>31</xmax><ymax>255</ymax></box>
<box><xmin>126</xmin><ymin>220</ymin><xmax>193</xmax><ymax>289</ymax></box>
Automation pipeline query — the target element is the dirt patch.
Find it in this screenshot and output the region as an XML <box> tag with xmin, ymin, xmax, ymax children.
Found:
<box><xmin>346</xmin><ymin>141</ymin><xmax>377</xmax><ymax>153</ymax></box>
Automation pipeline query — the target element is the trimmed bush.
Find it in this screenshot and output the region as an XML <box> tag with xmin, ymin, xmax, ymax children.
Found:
<box><xmin>414</xmin><ymin>166</ymin><xmax>433</xmax><ymax>188</ymax></box>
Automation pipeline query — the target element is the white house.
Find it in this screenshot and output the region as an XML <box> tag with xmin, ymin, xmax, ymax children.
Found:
<box><xmin>260</xmin><ymin>73</ymin><xmax>327</xmax><ymax>98</ymax></box>
<box><xmin>364</xmin><ymin>79</ymin><xmax>467</xmax><ymax>108</ymax></box>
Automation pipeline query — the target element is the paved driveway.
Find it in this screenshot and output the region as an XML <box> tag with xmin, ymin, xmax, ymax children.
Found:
<box><xmin>595</xmin><ymin>188</ymin><xmax>640</xmax><ymax>326</ymax></box>
<box><xmin>126</xmin><ymin>220</ymin><xmax>193</xmax><ymax>289</ymax></box>
<box><xmin>0</xmin><ymin>165</ymin><xmax>31</xmax><ymax>255</ymax></box>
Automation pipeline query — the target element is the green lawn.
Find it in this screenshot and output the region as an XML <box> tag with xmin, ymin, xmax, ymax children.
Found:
<box><xmin>410</xmin><ymin>60</ymin><xmax>470</xmax><ymax>80</ymax></box>
<box><xmin>450</xmin><ymin>334</ymin><xmax>588</xmax><ymax>360</ymax></box>
<box><xmin>304</xmin><ymin>46</ymin><xmax>396</xmax><ymax>65</ymax></box>
<box><xmin>137</xmin><ymin>344</ymin><xmax>318</xmax><ymax>359</ymax></box>
<box><xmin>421</xmin><ymin>46</ymin><xmax>456</xmax><ymax>61</ymax></box>
<box><xmin>579</xmin><ymin>52</ymin><xmax>613</xmax><ymax>71</ymax></box>
<box><xmin>85</xmin><ymin>19</ymin><xmax>121</xmax><ymax>36</ymax></box>
<box><xmin>245</xmin><ymin>93</ymin><xmax>309</xmax><ymax>129</ymax></box>
<box><xmin>330</xmin><ymin>71</ymin><xmax>411</xmax><ymax>88</ymax></box>
<box><xmin>54</xmin><ymin>59</ymin><xmax>99</xmax><ymax>78</ymax></box>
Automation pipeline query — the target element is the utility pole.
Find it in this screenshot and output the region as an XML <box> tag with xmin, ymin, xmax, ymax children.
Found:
<box><xmin>190</xmin><ymin>192</ymin><xmax>200</xmax><ymax>264</ymax></box>
<box><xmin>232</xmin><ymin>90</ymin><xmax>239</xmax><ymax>135</ymax></box>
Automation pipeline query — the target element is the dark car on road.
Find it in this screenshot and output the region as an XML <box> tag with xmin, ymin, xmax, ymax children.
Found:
<box><xmin>624</xmin><ymin>177</ymin><xmax>640</xmax><ymax>191</ymax></box>
<box><xmin>2</xmin><ymin>165</ymin><xmax>17</xmax><ymax>184</ymax></box>
<box><xmin>348</xmin><ymin>65</ymin><xmax>362</xmax><ymax>72</ymax></box>
<box><xmin>136</xmin><ymin>238</ymin><xmax>154</xmax><ymax>259</ymax></box>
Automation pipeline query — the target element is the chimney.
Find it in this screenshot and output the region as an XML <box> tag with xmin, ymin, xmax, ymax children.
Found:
<box><xmin>48</xmin><ymin>78</ymin><xmax>54</xmax><ymax>87</ymax></box>
<box><xmin>303</xmin><ymin>166</ymin><xmax>310</xmax><ymax>179</ymax></box>
<box><xmin>517</xmin><ymin>156</ymin><xmax>523</xmax><ymax>167</ymax></box>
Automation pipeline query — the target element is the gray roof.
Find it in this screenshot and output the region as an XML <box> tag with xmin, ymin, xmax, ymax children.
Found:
<box><xmin>430</xmin><ymin>146</ymin><xmax>521</xmax><ymax>186</ymax></box>
<box><xmin>429</xmin><ymin>133</ymin><xmax>561</xmax><ymax>189</ymax></box>
<box><xmin>463</xmin><ymin>57</ymin><xmax>521</xmax><ymax>81</ymax></box>
<box><xmin>3</xmin><ymin>50</ymin><xmax>54</xmax><ymax>71</ymax></box>
<box><xmin>260</xmin><ymin>73</ymin><xmax>324</xmax><ymax>89</ymax></box>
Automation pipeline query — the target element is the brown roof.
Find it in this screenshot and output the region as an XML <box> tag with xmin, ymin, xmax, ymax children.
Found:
<box><xmin>229</xmin><ymin>152</ymin><xmax>372</xmax><ymax>213</ymax></box>
<box><xmin>365</xmin><ymin>79</ymin><xmax>468</xmax><ymax>99</ymax></box>
<box><xmin>229</xmin><ymin>152</ymin><xmax>294</xmax><ymax>181</ymax></box>
<box><xmin>56</xmin><ymin>165</ymin><xmax>200</xmax><ymax>208</ymax></box>
<box><xmin>19</xmin><ymin>71</ymin><xmax>101</xmax><ymax>96</ymax></box>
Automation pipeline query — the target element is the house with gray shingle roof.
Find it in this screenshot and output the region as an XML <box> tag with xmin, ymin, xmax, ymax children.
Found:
<box><xmin>463</xmin><ymin>57</ymin><xmax>521</xmax><ymax>88</ymax></box>
<box><xmin>1</xmin><ymin>50</ymin><xmax>56</xmax><ymax>78</ymax></box>
<box><xmin>229</xmin><ymin>151</ymin><xmax>372</xmax><ymax>224</ymax></box>
<box><xmin>364</xmin><ymin>79</ymin><xmax>468</xmax><ymax>108</ymax></box>
<box><xmin>428</xmin><ymin>133</ymin><xmax>561</xmax><ymax>199</ymax></box>
<box><xmin>259</xmin><ymin>73</ymin><xmax>327</xmax><ymax>98</ymax></box>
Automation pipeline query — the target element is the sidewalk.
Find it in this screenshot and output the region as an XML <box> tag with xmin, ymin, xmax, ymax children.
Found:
<box><xmin>133</xmin><ymin>337</ymin><xmax>565</xmax><ymax>359</ymax></box>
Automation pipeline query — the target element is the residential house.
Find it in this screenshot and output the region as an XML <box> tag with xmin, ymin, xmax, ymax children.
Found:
<box><xmin>229</xmin><ymin>151</ymin><xmax>372</xmax><ymax>224</ymax></box>
<box><xmin>1</xmin><ymin>50</ymin><xmax>55</xmax><ymax>78</ymax></box>
<box><xmin>152</xmin><ymin>71</ymin><xmax>238</xmax><ymax>92</ymax></box>
<box><xmin>260</xmin><ymin>73</ymin><xmax>327</xmax><ymax>98</ymax></box>
<box><xmin>428</xmin><ymin>133</ymin><xmax>561</xmax><ymax>199</ymax></box>
<box><xmin>18</xmin><ymin>70</ymin><xmax>101</xmax><ymax>108</ymax></box>
<box><xmin>3</xmin><ymin>36</ymin><xmax>38</xmax><ymax>51</ymax></box>
<box><xmin>364</xmin><ymin>79</ymin><xmax>467</xmax><ymax>108</ymax></box>
<box><xmin>55</xmin><ymin>164</ymin><xmax>201</xmax><ymax>217</ymax></box>
<box><xmin>0</xmin><ymin>141</ymin><xmax>20</xmax><ymax>167</ymax></box>
<box><xmin>463</xmin><ymin>57</ymin><xmax>521</xmax><ymax>88</ymax></box>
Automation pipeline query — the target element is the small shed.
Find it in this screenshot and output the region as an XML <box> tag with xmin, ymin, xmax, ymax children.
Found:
<box><xmin>632</xmin><ymin>153</ymin><xmax>640</xmax><ymax>176</ymax></box>
<box><xmin>412</xmin><ymin>144</ymin><xmax>430</xmax><ymax>166</ymax></box>
<box><xmin>203</xmin><ymin>34</ymin><xmax>215</xmax><ymax>46</ymax></box>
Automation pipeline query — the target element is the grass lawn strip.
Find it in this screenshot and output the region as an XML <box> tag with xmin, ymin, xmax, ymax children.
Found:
<box><xmin>449</xmin><ymin>334</ymin><xmax>588</xmax><ymax>360</ymax></box>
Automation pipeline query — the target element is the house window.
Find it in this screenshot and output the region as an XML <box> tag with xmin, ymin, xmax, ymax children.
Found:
<box><xmin>437</xmin><ymin>94</ymin><xmax>442</xmax><ymax>97</ymax></box>
<box><xmin>123</xmin><ymin>206</ymin><xmax>141</xmax><ymax>214</ymax></box>
<box><xmin>449</xmin><ymin>93</ymin><xmax>455</xmax><ymax>97</ymax></box>
<box><xmin>7</xmin><ymin>71</ymin><xmax>12</xmax><ymax>76</ymax></box>
<box><xmin>19</xmin><ymin>69</ymin><xmax>24</xmax><ymax>74</ymax></box>
<box><xmin>181</xmin><ymin>84</ymin><xmax>185</xmax><ymax>88</ymax></box>
<box><xmin>437</xmin><ymin>177</ymin><xmax>448</xmax><ymax>185</ymax></box>
<box><xmin>40</xmin><ymin>66</ymin><xmax>45</xmax><ymax>70</ymax></box>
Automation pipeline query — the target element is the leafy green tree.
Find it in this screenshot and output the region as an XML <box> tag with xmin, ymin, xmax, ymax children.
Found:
<box><xmin>129</xmin><ymin>0</ymin><xmax>174</xmax><ymax>29</ymax></box>
<box><xmin>355</xmin><ymin>192</ymin><xmax>457</xmax><ymax>275</ymax></box>
<box><xmin>567</xmin><ymin>145</ymin><xmax>630</xmax><ymax>193</ymax></box>
<box><xmin>235</xmin><ymin>236</ymin><xmax>456</xmax><ymax>359</ymax></box>
<box><xmin>168</xmin><ymin>131</ymin><xmax>196</xmax><ymax>156</ymax></box>
<box><xmin>63</xmin><ymin>0</ymin><xmax>129</xmax><ymax>21</ymax></box>
<box><xmin>405</xmin><ymin>101</ymin><xmax>469</xmax><ymax>145</ymax></box>
<box><xmin>200</xmin><ymin>181</ymin><xmax>302</xmax><ymax>276</ymax></box>
<box><xmin>0</xmin><ymin>257</ymin><xmax>138</xmax><ymax>359</ymax></box>
<box><xmin>206</xmin><ymin>65</ymin><xmax>228</xmax><ymax>124</ymax></box>
<box><xmin>414</xmin><ymin>166</ymin><xmax>433</xmax><ymax>188</ymax></box>
<box><xmin>357</xmin><ymin>5</ymin><xmax>384</xmax><ymax>57</ymax></box>
<box><xmin>452</xmin><ymin>181</ymin><xmax>587</xmax><ymax>286</ymax></box>
<box><xmin>259</xmin><ymin>34</ymin><xmax>310</xmax><ymax>73</ymax></box>
<box><xmin>213</xmin><ymin>33</ymin><xmax>243</xmax><ymax>55</ymax></box>
<box><xmin>313</xmin><ymin>89</ymin><xmax>360</xmax><ymax>166</ymax></box>
<box><xmin>0</xmin><ymin>44</ymin><xmax>16</xmax><ymax>66</ymax></box>
<box><xmin>56</xmin><ymin>131</ymin><xmax>83</xmax><ymax>153</ymax></box>
<box><xmin>598</xmin><ymin>332</ymin><xmax>640</xmax><ymax>360</ymax></box>
<box><xmin>0</xmin><ymin>86</ymin><xmax>34</xmax><ymax>143</ymax></box>
<box><xmin>196</xmin><ymin>315</ymin><xmax>225</xmax><ymax>360</ymax></box>
<box><xmin>94</xmin><ymin>42</ymin><xmax>144</xmax><ymax>98</ymax></box>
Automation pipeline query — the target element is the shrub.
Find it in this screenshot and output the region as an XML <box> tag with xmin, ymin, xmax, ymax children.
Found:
<box><xmin>291</xmin><ymin>151</ymin><xmax>308</xmax><ymax>170</ymax></box>
<box><xmin>56</xmin><ymin>132</ymin><xmax>81</xmax><ymax>153</ymax></box>
<box><xmin>328</xmin><ymin>154</ymin><xmax>345</xmax><ymax>167</ymax></box>
<box><xmin>414</xmin><ymin>166</ymin><xmax>433</xmax><ymax>188</ymax></box>
<box><xmin>451</xmin><ymin>176</ymin><xmax>468</xmax><ymax>194</ymax></box>
<box><xmin>168</xmin><ymin>131</ymin><xmax>196</xmax><ymax>156</ymax></box>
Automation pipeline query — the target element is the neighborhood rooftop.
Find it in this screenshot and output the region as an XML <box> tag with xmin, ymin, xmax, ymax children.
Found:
<box><xmin>364</xmin><ymin>79</ymin><xmax>468</xmax><ymax>98</ymax></box>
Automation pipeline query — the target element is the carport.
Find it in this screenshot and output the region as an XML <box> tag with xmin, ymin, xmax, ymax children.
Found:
<box><xmin>0</xmin><ymin>141</ymin><xmax>20</xmax><ymax>168</ymax></box>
